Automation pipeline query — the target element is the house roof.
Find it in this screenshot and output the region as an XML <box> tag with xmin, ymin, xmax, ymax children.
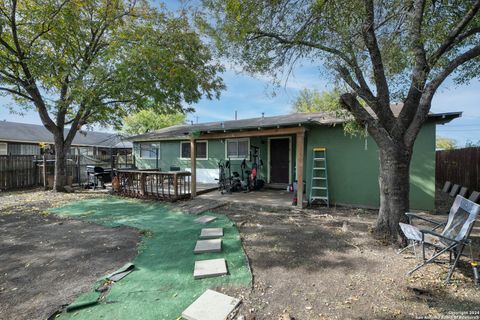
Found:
<box><xmin>131</xmin><ymin>106</ymin><xmax>461</xmax><ymax>141</ymax></box>
<box><xmin>0</xmin><ymin>121</ymin><xmax>132</xmax><ymax>148</ymax></box>
<box><xmin>131</xmin><ymin>112</ymin><xmax>344</xmax><ymax>141</ymax></box>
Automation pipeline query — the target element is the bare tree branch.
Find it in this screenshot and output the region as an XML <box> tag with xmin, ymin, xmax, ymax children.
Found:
<box><xmin>346</xmin><ymin>46</ymin><xmax>377</xmax><ymax>105</ymax></box>
<box><xmin>248</xmin><ymin>30</ymin><xmax>354</xmax><ymax>66</ymax></box>
<box><xmin>396</xmin><ymin>0</ymin><xmax>428</xmax><ymax>137</ymax></box>
<box><xmin>336</xmin><ymin>64</ymin><xmax>376</xmax><ymax>107</ymax></box>
<box><xmin>428</xmin><ymin>0</ymin><xmax>480</xmax><ymax>67</ymax></box>
<box><xmin>360</xmin><ymin>0</ymin><xmax>397</xmax><ymax>133</ymax></box>
<box><xmin>405</xmin><ymin>44</ymin><xmax>480</xmax><ymax>145</ymax></box>
<box><xmin>6</xmin><ymin>0</ymin><xmax>57</xmax><ymax>133</ymax></box>
<box><xmin>362</xmin><ymin>0</ymin><xmax>391</xmax><ymax>109</ymax></box>
<box><xmin>0</xmin><ymin>86</ymin><xmax>33</xmax><ymax>101</ymax></box>
<box><xmin>340</xmin><ymin>92</ymin><xmax>392</xmax><ymax>146</ymax></box>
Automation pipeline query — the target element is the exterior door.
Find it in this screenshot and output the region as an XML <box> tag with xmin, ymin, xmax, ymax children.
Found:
<box><xmin>269</xmin><ymin>138</ymin><xmax>290</xmax><ymax>183</ymax></box>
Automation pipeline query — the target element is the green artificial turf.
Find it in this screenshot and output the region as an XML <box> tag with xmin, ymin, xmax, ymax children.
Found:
<box><xmin>50</xmin><ymin>197</ymin><xmax>251</xmax><ymax>320</ymax></box>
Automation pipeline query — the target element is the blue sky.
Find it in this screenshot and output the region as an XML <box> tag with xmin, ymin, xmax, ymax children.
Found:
<box><xmin>187</xmin><ymin>66</ymin><xmax>480</xmax><ymax>147</ymax></box>
<box><xmin>0</xmin><ymin>0</ymin><xmax>479</xmax><ymax>147</ymax></box>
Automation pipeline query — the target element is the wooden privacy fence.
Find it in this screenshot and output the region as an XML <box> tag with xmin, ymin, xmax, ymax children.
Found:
<box><xmin>115</xmin><ymin>169</ymin><xmax>192</xmax><ymax>201</ymax></box>
<box><xmin>436</xmin><ymin>147</ymin><xmax>480</xmax><ymax>191</ymax></box>
<box><xmin>0</xmin><ymin>154</ymin><xmax>131</xmax><ymax>191</ymax></box>
<box><xmin>0</xmin><ymin>155</ymin><xmax>38</xmax><ymax>190</ymax></box>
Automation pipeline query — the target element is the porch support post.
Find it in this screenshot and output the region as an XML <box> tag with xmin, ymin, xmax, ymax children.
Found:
<box><xmin>296</xmin><ymin>130</ymin><xmax>305</xmax><ymax>208</ymax></box>
<box><xmin>190</xmin><ymin>138</ymin><xmax>197</xmax><ymax>198</ymax></box>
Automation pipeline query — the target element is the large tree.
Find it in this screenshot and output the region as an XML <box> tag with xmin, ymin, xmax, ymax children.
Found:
<box><xmin>201</xmin><ymin>0</ymin><xmax>480</xmax><ymax>242</ymax></box>
<box><xmin>0</xmin><ymin>0</ymin><xmax>224</xmax><ymax>191</ymax></box>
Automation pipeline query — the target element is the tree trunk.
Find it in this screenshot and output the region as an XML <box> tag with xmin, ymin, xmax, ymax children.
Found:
<box><xmin>53</xmin><ymin>139</ymin><xmax>68</xmax><ymax>192</ymax></box>
<box><xmin>373</xmin><ymin>143</ymin><xmax>412</xmax><ymax>243</ymax></box>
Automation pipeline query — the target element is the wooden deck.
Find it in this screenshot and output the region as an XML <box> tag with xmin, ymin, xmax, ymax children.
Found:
<box><xmin>115</xmin><ymin>169</ymin><xmax>216</xmax><ymax>201</ymax></box>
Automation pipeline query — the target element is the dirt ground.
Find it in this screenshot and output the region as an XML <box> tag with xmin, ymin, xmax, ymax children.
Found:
<box><xmin>214</xmin><ymin>203</ymin><xmax>480</xmax><ymax>320</ymax></box>
<box><xmin>0</xmin><ymin>190</ymin><xmax>141</xmax><ymax>320</ymax></box>
<box><xmin>1</xmin><ymin>188</ymin><xmax>479</xmax><ymax>320</ymax></box>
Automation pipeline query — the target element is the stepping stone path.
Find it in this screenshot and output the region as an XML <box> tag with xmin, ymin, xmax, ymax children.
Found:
<box><xmin>199</xmin><ymin>228</ymin><xmax>223</xmax><ymax>239</ymax></box>
<box><xmin>181</xmin><ymin>289</ymin><xmax>240</xmax><ymax>320</ymax></box>
<box><xmin>194</xmin><ymin>215</ymin><xmax>217</xmax><ymax>224</ymax></box>
<box><xmin>186</xmin><ymin>218</ymin><xmax>241</xmax><ymax>320</ymax></box>
<box><xmin>193</xmin><ymin>258</ymin><xmax>228</xmax><ymax>279</ymax></box>
<box><xmin>191</xmin><ymin>217</ymin><xmax>228</xmax><ymax>279</ymax></box>
<box><xmin>193</xmin><ymin>239</ymin><xmax>222</xmax><ymax>254</ymax></box>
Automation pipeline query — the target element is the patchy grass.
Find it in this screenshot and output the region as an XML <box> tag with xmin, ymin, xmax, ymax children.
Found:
<box><xmin>50</xmin><ymin>197</ymin><xmax>251</xmax><ymax>320</ymax></box>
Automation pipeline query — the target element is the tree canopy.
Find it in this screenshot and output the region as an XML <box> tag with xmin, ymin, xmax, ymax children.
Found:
<box><xmin>0</xmin><ymin>0</ymin><xmax>224</xmax><ymax>189</ymax></box>
<box><xmin>200</xmin><ymin>0</ymin><xmax>480</xmax><ymax>145</ymax></box>
<box><xmin>292</xmin><ymin>88</ymin><xmax>364</xmax><ymax>136</ymax></box>
<box><xmin>292</xmin><ymin>89</ymin><xmax>341</xmax><ymax>113</ymax></box>
<box><xmin>0</xmin><ymin>0</ymin><xmax>224</xmax><ymax>129</ymax></box>
<box><xmin>436</xmin><ymin>136</ymin><xmax>457</xmax><ymax>150</ymax></box>
<box><xmin>122</xmin><ymin>109</ymin><xmax>186</xmax><ymax>135</ymax></box>
<box><xmin>200</xmin><ymin>0</ymin><xmax>480</xmax><ymax>241</ymax></box>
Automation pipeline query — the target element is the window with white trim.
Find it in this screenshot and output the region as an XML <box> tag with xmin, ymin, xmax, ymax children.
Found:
<box><xmin>0</xmin><ymin>143</ymin><xmax>7</xmax><ymax>155</ymax></box>
<box><xmin>226</xmin><ymin>138</ymin><xmax>249</xmax><ymax>159</ymax></box>
<box><xmin>139</xmin><ymin>142</ymin><xmax>160</xmax><ymax>159</ymax></box>
<box><xmin>180</xmin><ymin>141</ymin><xmax>208</xmax><ymax>160</ymax></box>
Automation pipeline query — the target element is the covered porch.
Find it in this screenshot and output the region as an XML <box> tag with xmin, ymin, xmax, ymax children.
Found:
<box><xmin>189</xmin><ymin>126</ymin><xmax>306</xmax><ymax>208</ymax></box>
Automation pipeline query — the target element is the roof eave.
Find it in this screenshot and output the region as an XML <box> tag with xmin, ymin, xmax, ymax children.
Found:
<box><xmin>427</xmin><ymin>111</ymin><xmax>462</xmax><ymax>125</ymax></box>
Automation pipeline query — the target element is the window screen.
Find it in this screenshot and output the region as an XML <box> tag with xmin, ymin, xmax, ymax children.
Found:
<box><xmin>226</xmin><ymin>139</ymin><xmax>249</xmax><ymax>158</ymax></box>
<box><xmin>139</xmin><ymin>143</ymin><xmax>160</xmax><ymax>158</ymax></box>
<box><xmin>181</xmin><ymin>141</ymin><xmax>207</xmax><ymax>159</ymax></box>
<box><xmin>0</xmin><ymin>143</ymin><xmax>7</xmax><ymax>155</ymax></box>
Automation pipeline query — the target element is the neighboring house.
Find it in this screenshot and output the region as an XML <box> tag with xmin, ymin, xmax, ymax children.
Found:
<box><xmin>0</xmin><ymin>120</ymin><xmax>132</xmax><ymax>159</ymax></box>
<box><xmin>130</xmin><ymin>106</ymin><xmax>461</xmax><ymax>210</ymax></box>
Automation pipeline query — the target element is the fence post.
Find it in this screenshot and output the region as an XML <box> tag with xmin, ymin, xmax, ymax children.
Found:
<box><xmin>76</xmin><ymin>154</ymin><xmax>80</xmax><ymax>185</ymax></box>
<box><xmin>43</xmin><ymin>153</ymin><xmax>47</xmax><ymax>190</ymax></box>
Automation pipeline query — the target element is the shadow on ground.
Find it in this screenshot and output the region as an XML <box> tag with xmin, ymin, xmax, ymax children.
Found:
<box><xmin>213</xmin><ymin>204</ymin><xmax>480</xmax><ymax>320</ymax></box>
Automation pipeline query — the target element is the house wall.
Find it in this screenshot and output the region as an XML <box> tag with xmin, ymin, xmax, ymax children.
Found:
<box><xmin>305</xmin><ymin>122</ymin><xmax>436</xmax><ymax>210</ymax></box>
<box><xmin>134</xmin><ymin>136</ymin><xmax>296</xmax><ymax>184</ymax></box>
<box><xmin>133</xmin><ymin>122</ymin><xmax>435</xmax><ymax>210</ymax></box>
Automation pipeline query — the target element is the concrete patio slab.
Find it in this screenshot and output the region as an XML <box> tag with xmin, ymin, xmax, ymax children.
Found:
<box><xmin>198</xmin><ymin>189</ymin><xmax>295</xmax><ymax>209</ymax></box>
<box><xmin>193</xmin><ymin>258</ymin><xmax>227</xmax><ymax>279</ymax></box>
<box><xmin>200</xmin><ymin>228</ymin><xmax>223</xmax><ymax>239</ymax></box>
<box><xmin>194</xmin><ymin>215</ymin><xmax>217</xmax><ymax>224</ymax></box>
<box><xmin>193</xmin><ymin>239</ymin><xmax>222</xmax><ymax>254</ymax></box>
<box><xmin>181</xmin><ymin>289</ymin><xmax>240</xmax><ymax>320</ymax></box>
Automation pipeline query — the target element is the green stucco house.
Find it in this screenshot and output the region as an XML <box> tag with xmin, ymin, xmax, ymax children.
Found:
<box><xmin>129</xmin><ymin>108</ymin><xmax>460</xmax><ymax>210</ymax></box>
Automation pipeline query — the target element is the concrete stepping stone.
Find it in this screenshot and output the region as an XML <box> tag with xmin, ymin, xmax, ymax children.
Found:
<box><xmin>200</xmin><ymin>228</ymin><xmax>223</xmax><ymax>239</ymax></box>
<box><xmin>181</xmin><ymin>289</ymin><xmax>240</xmax><ymax>320</ymax></box>
<box><xmin>194</xmin><ymin>239</ymin><xmax>222</xmax><ymax>254</ymax></box>
<box><xmin>194</xmin><ymin>215</ymin><xmax>217</xmax><ymax>224</ymax></box>
<box><xmin>193</xmin><ymin>258</ymin><xmax>227</xmax><ymax>279</ymax></box>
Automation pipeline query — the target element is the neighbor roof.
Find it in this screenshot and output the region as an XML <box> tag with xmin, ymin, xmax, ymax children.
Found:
<box><xmin>131</xmin><ymin>106</ymin><xmax>461</xmax><ymax>141</ymax></box>
<box><xmin>0</xmin><ymin>121</ymin><xmax>132</xmax><ymax>148</ymax></box>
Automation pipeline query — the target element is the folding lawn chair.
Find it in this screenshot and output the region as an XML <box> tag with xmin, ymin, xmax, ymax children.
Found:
<box><xmin>399</xmin><ymin>195</ymin><xmax>480</xmax><ymax>283</ymax></box>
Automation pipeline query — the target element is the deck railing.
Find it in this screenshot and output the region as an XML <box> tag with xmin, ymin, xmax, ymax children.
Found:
<box><xmin>115</xmin><ymin>169</ymin><xmax>191</xmax><ymax>201</ymax></box>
